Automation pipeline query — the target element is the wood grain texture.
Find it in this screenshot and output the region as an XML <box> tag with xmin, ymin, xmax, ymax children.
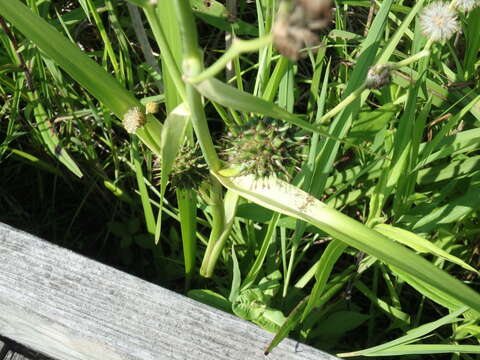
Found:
<box><xmin>0</xmin><ymin>223</ymin><xmax>339</xmax><ymax>360</ymax></box>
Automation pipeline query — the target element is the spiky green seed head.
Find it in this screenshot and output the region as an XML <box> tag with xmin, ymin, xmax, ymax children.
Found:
<box><xmin>223</xmin><ymin>118</ymin><xmax>306</xmax><ymax>180</ymax></box>
<box><xmin>155</xmin><ymin>144</ymin><xmax>208</xmax><ymax>190</ymax></box>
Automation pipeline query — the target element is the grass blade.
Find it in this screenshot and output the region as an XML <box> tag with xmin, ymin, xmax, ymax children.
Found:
<box><xmin>212</xmin><ymin>172</ymin><xmax>480</xmax><ymax>314</ymax></box>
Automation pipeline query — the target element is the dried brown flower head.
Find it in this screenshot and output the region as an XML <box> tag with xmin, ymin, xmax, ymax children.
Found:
<box><xmin>297</xmin><ymin>0</ymin><xmax>332</xmax><ymax>25</ymax></box>
<box><xmin>365</xmin><ymin>64</ymin><xmax>392</xmax><ymax>89</ymax></box>
<box><xmin>273</xmin><ymin>0</ymin><xmax>332</xmax><ymax>61</ymax></box>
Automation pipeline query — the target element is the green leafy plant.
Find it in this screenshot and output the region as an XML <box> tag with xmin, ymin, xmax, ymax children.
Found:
<box><xmin>1</xmin><ymin>0</ymin><xmax>479</xmax><ymax>357</ymax></box>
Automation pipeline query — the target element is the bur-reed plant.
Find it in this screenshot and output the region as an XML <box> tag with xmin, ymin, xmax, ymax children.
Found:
<box><xmin>0</xmin><ymin>0</ymin><xmax>479</xmax><ymax>357</ymax></box>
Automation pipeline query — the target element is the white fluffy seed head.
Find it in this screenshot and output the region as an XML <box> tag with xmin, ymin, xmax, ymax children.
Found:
<box><xmin>419</xmin><ymin>2</ymin><xmax>460</xmax><ymax>42</ymax></box>
<box><xmin>123</xmin><ymin>107</ymin><xmax>146</xmax><ymax>134</ymax></box>
<box><xmin>454</xmin><ymin>0</ymin><xmax>480</xmax><ymax>12</ymax></box>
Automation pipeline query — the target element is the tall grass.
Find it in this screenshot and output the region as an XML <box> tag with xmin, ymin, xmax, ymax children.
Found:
<box><xmin>0</xmin><ymin>0</ymin><xmax>479</xmax><ymax>357</ymax></box>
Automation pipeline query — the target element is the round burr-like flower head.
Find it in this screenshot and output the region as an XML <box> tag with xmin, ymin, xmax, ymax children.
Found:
<box><xmin>419</xmin><ymin>2</ymin><xmax>460</xmax><ymax>42</ymax></box>
<box><xmin>123</xmin><ymin>107</ymin><xmax>146</xmax><ymax>134</ymax></box>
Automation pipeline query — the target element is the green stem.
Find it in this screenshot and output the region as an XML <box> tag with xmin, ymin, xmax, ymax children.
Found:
<box><xmin>391</xmin><ymin>49</ymin><xmax>431</xmax><ymax>69</ymax></box>
<box><xmin>200</xmin><ymin>178</ymin><xmax>227</xmax><ymax>277</ymax></box>
<box><xmin>317</xmin><ymin>84</ymin><xmax>366</xmax><ymax>124</ymax></box>
<box><xmin>317</xmin><ymin>50</ymin><xmax>431</xmax><ymax>128</ymax></box>
<box><xmin>173</xmin><ymin>1</ymin><xmax>226</xmax><ymax>278</ymax></box>
<box><xmin>188</xmin><ymin>35</ymin><xmax>273</xmax><ymax>84</ymax></box>
<box><xmin>173</xmin><ymin>1</ymin><xmax>220</xmax><ymax>171</ymax></box>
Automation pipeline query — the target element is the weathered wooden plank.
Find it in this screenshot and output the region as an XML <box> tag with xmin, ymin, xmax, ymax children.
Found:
<box><xmin>0</xmin><ymin>223</ymin><xmax>339</xmax><ymax>360</ymax></box>
<box><xmin>0</xmin><ymin>339</ymin><xmax>6</xmax><ymax>359</ymax></box>
<box><xmin>3</xmin><ymin>350</ymin><xmax>32</xmax><ymax>360</ymax></box>
<box><xmin>0</xmin><ymin>337</ymin><xmax>52</xmax><ymax>360</ymax></box>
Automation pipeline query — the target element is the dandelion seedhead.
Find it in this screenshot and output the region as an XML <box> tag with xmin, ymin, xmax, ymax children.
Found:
<box><xmin>272</xmin><ymin>0</ymin><xmax>332</xmax><ymax>61</ymax></box>
<box><xmin>419</xmin><ymin>2</ymin><xmax>460</xmax><ymax>42</ymax></box>
<box><xmin>365</xmin><ymin>64</ymin><xmax>392</xmax><ymax>89</ymax></box>
<box><xmin>123</xmin><ymin>107</ymin><xmax>146</xmax><ymax>134</ymax></box>
<box><xmin>155</xmin><ymin>144</ymin><xmax>208</xmax><ymax>190</ymax></box>
<box><xmin>223</xmin><ymin>118</ymin><xmax>306</xmax><ymax>179</ymax></box>
<box><xmin>454</xmin><ymin>0</ymin><xmax>480</xmax><ymax>12</ymax></box>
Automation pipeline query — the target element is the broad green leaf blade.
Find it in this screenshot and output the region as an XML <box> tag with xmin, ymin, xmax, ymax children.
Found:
<box><xmin>212</xmin><ymin>172</ymin><xmax>480</xmax><ymax>314</ymax></box>
<box><xmin>229</xmin><ymin>246</ymin><xmax>241</xmax><ymax>302</ymax></box>
<box><xmin>337</xmin><ymin>306</ymin><xmax>468</xmax><ymax>357</ymax></box>
<box><xmin>187</xmin><ymin>289</ymin><xmax>233</xmax><ymax>314</ymax></box>
<box><xmin>155</xmin><ymin>103</ymin><xmax>190</xmax><ymax>244</ymax></box>
<box><xmin>375</xmin><ymin>224</ymin><xmax>479</xmax><ymax>274</ymax></box>
<box><xmin>302</xmin><ymin>240</ymin><xmax>347</xmax><ymax>321</ymax></box>
<box><xmin>413</xmin><ymin>172</ymin><xmax>480</xmax><ymax>232</ymax></box>
<box><xmin>177</xmin><ymin>187</ymin><xmax>197</xmax><ymax>289</ymax></box>
<box><xmin>389</xmin><ymin>265</ymin><xmax>474</xmax><ymax>312</ymax></box>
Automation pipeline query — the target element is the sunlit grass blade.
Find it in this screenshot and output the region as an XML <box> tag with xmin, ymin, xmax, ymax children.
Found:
<box><xmin>200</xmin><ymin>189</ymin><xmax>239</xmax><ymax>277</ymax></box>
<box><xmin>131</xmin><ymin>137</ymin><xmax>155</xmax><ymax>235</ymax></box>
<box><xmin>212</xmin><ymin>172</ymin><xmax>480</xmax><ymax>313</ymax></box>
<box><xmin>241</xmin><ymin>213</ymin><xmax>280</xmax><ymax>290</ymax></box>
<box><xmin>302</xmin><ymin>240</ymin><xmax>347</xmax><ymax>321</ymax></box>
<box><xmin>375</xmin><ymin>224</ymin><xmax>479</xmax><ymax>274</ymax></box>
<box><xmin>337</xmin><ymin>306</ymin><xmax>468</xmax><ymax>357</ymax></box>
<box><xmin>9</xmin><ymin>148</ymin><xmax>64</xmax><ymax>177</ymax></box>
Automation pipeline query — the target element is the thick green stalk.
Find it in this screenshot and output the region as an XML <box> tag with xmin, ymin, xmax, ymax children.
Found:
<box><xmin>173</xmin><ymin>1</ymin><xmax>220</xmax><ymax>171</ymax></box>
<box><xmin>173</xmin><ymin>1</ymin><xmax>226</xmax><ymax>277</ymax></box>
<box><xmin>200</xmin><ymin>178</ymin><xmax>227</xmax><ymax>277</ymax></box>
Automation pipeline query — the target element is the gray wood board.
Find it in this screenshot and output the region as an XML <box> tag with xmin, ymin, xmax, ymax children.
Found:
<box><xmin>3</xmin><ymin>350</ymin><xmax>32</xmax><ymax>360</ymax></box>
<box><xmin>0</xmin><ymin>223</ymin><xmax>339</xmax><ymax>360</ymax></box>
<box><xmin>0</xmin><ymin>339</ymin><xmax>6</xmax><ymax>358</ymax></box>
